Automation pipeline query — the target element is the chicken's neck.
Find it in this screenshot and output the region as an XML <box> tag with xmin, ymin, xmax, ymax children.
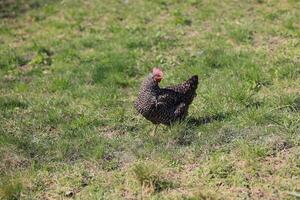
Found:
<box><xmin>143</xmin><ymin>75</ymin><xmax>160</xmax><ymax>92</ymax></box>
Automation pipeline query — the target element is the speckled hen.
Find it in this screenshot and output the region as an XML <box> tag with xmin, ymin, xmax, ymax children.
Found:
<box><xmin>134</xmin><ymin>68</ymin><xmax>198</xmax><ymax>130</ymax></box>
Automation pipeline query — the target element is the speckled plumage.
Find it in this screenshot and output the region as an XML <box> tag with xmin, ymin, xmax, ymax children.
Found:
<box><xmin>134</xmin><ymin>74</ymin><xmax>198</xmax><ymax>125</ymax></box>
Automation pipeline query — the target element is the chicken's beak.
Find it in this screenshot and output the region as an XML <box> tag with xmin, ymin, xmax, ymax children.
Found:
<box><xmin>155</xmin><ymin>75</ymin><xmax>162</xmax><ymax>82</ymax></box>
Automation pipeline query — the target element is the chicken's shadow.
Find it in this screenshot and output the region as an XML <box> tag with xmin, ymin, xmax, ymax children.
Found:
<box><xmin>187</xmin><ymin>100</ymin><xmax>264</xmax><ymax>126</ymax></box>
<box><xmin>187</xmin><ymin>112</ymin><xmax>231</xmax><ymax>126</ymax></box>
<box><xmin>0</xmin><ymin>0</ymin><xmax>51</xmax><ymax>18</ymax></box>
<box><xmin>167</xmin><ymin>112</ymin><xmax>233</xmax><ymax>146</ymax></box>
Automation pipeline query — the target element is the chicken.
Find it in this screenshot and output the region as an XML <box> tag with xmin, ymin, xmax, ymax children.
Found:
<box><xmin>134</xmin><ymin>68</ymin><xmax>198</xmax><ymax>128</ymax></box>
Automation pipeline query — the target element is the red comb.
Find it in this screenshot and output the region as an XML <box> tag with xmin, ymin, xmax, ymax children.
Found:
<box><xmin>152</xmin><ymin>68</ymin><xmax>163</xmax><ymax>75</ymax></box>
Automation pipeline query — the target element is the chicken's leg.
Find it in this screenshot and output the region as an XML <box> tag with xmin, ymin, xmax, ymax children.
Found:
<box><xmin>151</xmin><ymin>125</ymin><xmax>158</xmax><ymax>136</ymax></box>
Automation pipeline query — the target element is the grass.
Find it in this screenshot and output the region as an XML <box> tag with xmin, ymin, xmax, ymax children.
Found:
<box><xmin>0</xmin><ymin>0</ymin><xmax>300</xmax><ymax>199</ymax></box>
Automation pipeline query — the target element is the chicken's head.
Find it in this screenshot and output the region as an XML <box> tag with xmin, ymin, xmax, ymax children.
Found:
<box><xmin>152</xmin><ymin>68</ymin><xmax>163</xmax><ymax>82</ymax></box>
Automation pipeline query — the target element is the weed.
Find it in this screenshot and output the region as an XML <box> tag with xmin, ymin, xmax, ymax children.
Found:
<box><xmin>132</xmin><ymin>161</ymin><xmax>173</xmax><ymax>193</ymax></box>
<box><xmin>0</xmin><ymin>177</ymin><xmax>23</xmax><ymax>200</ymax></box>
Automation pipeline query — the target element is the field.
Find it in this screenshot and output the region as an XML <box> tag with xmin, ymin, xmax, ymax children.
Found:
<box><xmin>1</xmin><ymin>0</ymin><xmax>300</xmax><ymax>199</ymax></box>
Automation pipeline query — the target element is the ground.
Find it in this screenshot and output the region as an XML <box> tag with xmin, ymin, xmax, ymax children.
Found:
<box><xmin>0</xmin><ymin>0</ymin><xmax>300</xmax><ymax>199</ymax></box>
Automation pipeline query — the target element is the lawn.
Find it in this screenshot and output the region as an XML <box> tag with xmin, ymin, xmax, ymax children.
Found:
<box><xmin>0</xmin><ymin>0</ymin><xmax>300</xmax><ymax>199</ymax></box>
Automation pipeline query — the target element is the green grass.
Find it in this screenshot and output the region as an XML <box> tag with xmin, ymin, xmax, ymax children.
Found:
<box><xmin>0</xmin><ymin>0</ymin><xmax>300</xmax><ymax>199</ymax></box>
